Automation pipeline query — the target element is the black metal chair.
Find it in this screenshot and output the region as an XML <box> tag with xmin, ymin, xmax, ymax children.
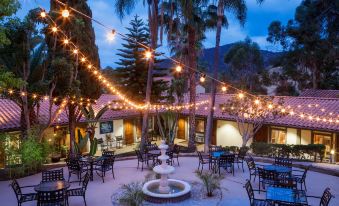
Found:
<box><xmin>307</xmin><ymin>188</ymin><xmax>335</xmax><ymax>206</ymax></box>
<box><xmin>66</xmin><ymin>158</ymin><xmax>88</xmax><ymax>184</ymax></box>
<box><xmin>258</xmin><ymin>167</ymin><xmax>278</xmax><ymax>193</ymax></box>
<box><xmin>135</xmin><ymin>150</ymin><xmax>148</xmax><ymax>171</ymax></box>
<box><xmin>42</xmin><ymin>168</ymin><xmax>65</xmax><ymax>183</ymax></box>
<box><xmin>94</xmin><ymin>155</ymin><xmax>115</xmax><ymax>183</ymax></box>
<box><xmin>197</xmin><ymin>151</ymin><xmax>210</xmax><ymax>172</ymax></box>
<box><xmin>37</xmin><ymin>188</ymin><xmax>67</xmax><ymax>206</ymax></box>
<box><xmin>245</xmin><ymin>156</ymin><xmax>260</xmax><ymax>182</ymax></box>
<box><xmin>67</xmin><ymin>173</ymin><xmax>90</xmax><ymax>206</ymax></box>
<box><xmin>218</xmin><ymin>154</ymin><xmax>235</xmax><ymax>176</ymax></box>
<box><xmin>292</xmin><ymin>166</ymin><xmax>309</xmax><ymax>191</ymax></box>
<box><xmin>274</xmin><ymin>157</ymin><xmax>292</xmax><ymax>168</ymax></box>
<box><xmin>234</xmin><ymin>150</ymin><xmax>246</xmax><ymax>172</ymax></box>
<box><xmin>10</xmin><ymin>179</ymin><xmax>37</xmax><ymax>206</ymax></box>
<box><xmin>102</xmin><ymin>150</ymin><xmax>115</xmax><ymax>157</ymax></box>
<box><xmin>166</xmin><ymin>151</ymin><xmax>174</xmax><ymax>166</ymax></box>
<box><xmin>244</xmin><ymin>180</ymin><xmax>273</xmax><ymax>206</ymax></box>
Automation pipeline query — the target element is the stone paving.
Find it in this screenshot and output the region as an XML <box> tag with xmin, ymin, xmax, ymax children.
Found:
<box><xmin>1</xmin><ymin>157</ymin><xmax>338</xmax><ymax>206</ymax></box>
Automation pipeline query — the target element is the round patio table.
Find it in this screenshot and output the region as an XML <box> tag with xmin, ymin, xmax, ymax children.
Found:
<box><xmin>147</xmin><ymin>149</ymin><xmax>161</xmax><ymax>165</ymax></box>
<box><xmin>34</xmin><ymin>180</ymin><xmax>70</xmax><ymax>192</ymax></box>
<box><xmin>264</xmin><ymin>165</ymin><xmax>292</xmax><ymax>174</ymax></box>
<box><xmin>79</xmin><ymin>156</ymin><xmax>103</xmax><ymax>181</ymax></box>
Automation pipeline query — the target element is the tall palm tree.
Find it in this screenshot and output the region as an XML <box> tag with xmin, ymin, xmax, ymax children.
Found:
<box><xmin>204</xmin><ymin>0</ymin><xmax>263</xmax><ymax>152</ymax></box>
<box><xmin>161</xmin><ymin>0</ymin><xmax>216</xmax><ymax>151</ymax></box>
<box><xmin>114</xmin><ymin>0</ymin><xmax>160</xmax><ymax>151</ymax></box>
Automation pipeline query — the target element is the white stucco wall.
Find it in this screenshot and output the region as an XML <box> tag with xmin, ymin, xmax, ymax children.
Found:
<box><xmin>301</xmin><ymin>130</ymin><xmax>312</xmax><ymax>144</ymax></box>
<box><xmin>216</xmin><ymin>120</ymin><xmax>252</xmax><ymax>147</ymax></box>
<box><xmin>94</xmin><ymin>120</ymin><xmax>124</xmax><ymax>140</ymax></box>
<box><xmin>286</xmin><ymin>128</ymin><xmax>298</xmax><ymax>145</ymax></box>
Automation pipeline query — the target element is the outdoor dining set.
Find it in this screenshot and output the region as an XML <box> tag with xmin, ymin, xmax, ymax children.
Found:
<box><xmin>244</xmin><ymin>156</ymin><xmax>335</xmax><ymax>206</ymax></box>
<box><xmin>10</xmin><ymin>150</ymin><xmax>116</xmax><ymax>206</ymax></box>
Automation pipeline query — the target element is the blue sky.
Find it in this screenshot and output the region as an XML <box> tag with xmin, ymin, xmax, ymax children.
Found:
<box><xmin>17</xmin><ymin>0</ymin><xmax>301</xmax><ymax>68</ymax></box>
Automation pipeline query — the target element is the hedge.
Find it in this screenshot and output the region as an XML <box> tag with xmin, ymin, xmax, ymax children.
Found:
<box><xmin>250</xmin><ymin>142</ymin><xmax>326</xmax><ymax>162</ymax></box>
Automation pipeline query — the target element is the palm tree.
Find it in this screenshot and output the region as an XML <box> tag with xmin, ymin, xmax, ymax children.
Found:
<box><xmin>204</xmin><ymin>0</ymin><xmax>263</xmax><ymax>152</ymax></box>
<box><xmin>161</xmin><ymin>0</ymin><xmax>216</xmax><ymax>151</ymax></box>
<box><xmin>114</xmin><ymin>0</ymin><xmax>160</xmax><ymax>151</ymax></box>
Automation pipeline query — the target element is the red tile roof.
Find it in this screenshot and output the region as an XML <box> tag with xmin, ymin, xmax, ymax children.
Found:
<box><xmin>1</xmin><ymin>93</ymin><xmax>338</xmax><ymax>132</ymax></box>
<box><xmin>299</xmin><ymin>89</ymin><xmax>339</xmax><ymax>98</ymax></box>
<box><xmin>183</xmin><ymin>93</ymin><xmax>339</xmax><ymax>132</ymax></box>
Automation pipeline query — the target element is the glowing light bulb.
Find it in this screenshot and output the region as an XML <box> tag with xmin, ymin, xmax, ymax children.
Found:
<box><xmin>21</xmin><ymin>92</ymin><xmax>26</xmax><ymax>96</ymax></box>
<box><xmin>268</xmin><ymin>104</ymin><xmax>273</xmax><ymax>109</ymax></box>
<box><xmin>145</xmin><ymin>51</ymin><xmax>152</xmax><ymax>59</ymax></box>
<box><xmin>238</xmin><ymin>93</ymin><xmax>244</xmax><ymax>99</ymax></box>
<box><xmin>51</xmin><ymin>27</ymin><xmax>57</xmax><ymax>32</ymax></box>
<box><xmin>281</xmin><ymin>108</ymin><xmax>286</xmax><ymax>113</ymax></box>
<box><xmin>40</xmin><ymin>11</ymin><xmax>46</xmax><ymax>18</ymax></box>
<box><xmin>254</xmin><ymin>99</ymin><xmax>260</xmax><ymax>105</ymax></box>
<box><xmin>81</xmin><ymin>57</ymin><xmax>86</xmax><ymax>62</ymax></box>
<box><xmin>63</xmin><ymin>39</ymin><xmax>69</xmax><ymax>44</ymax></box>
<box><xmin>200</xmin><ymin>75</ymin><xmax>206</xmax><ymax>83</ymax></box>
<box><xmin>175</xmin><ymin>65</ymin><xmax>182</xmax><ymax>72</ymax></box>
<box><xmin>44</xmin><ymin>96</ymin><xmax>48</xmax><ymax>100</ymax></box>
<box><xmin>8</xmin><ymin>89</ymin><xmax>14</xmax><ymax>94</ymax></box>
<box><xmin>62</xmin><ymin>9</ymin><xmax>70</xmax><ymax>18</ymax></box>
<box><xmin>222</xmin><ymin>86</ymin><xmax>227</xmax><ymax>92</ymax></box>
<box><xmin>32</xmin><ymin>94</ymin><xmax>37</xmax><ymax>99</ymax></box>
<box><xmin>87</xmin><ymin>64</ymin><xmax>92</xmax><ymax>69</ymax></box>
<box><xmin>73</xmin><ymin>49</ymin><xmax>78</xmax><ymax>54</ymax></box>
<box><xmin>106</xmin><ymin>29</ymin><xmax>116</xmax><ymax>42</ymax></box>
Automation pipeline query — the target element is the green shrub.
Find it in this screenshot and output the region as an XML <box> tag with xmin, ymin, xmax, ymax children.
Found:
<box><xmin>196</xmin><ymin>170</ymin><xmax>222</xmax><ymax>197</ymax></box>
<box><xmin>21</xmin><ymin>137</ymin><xmax>48</xmax><ymax>173</ymax></box>
<box><xmin>250</xmin><ymin>142</ymin><xmax>326</xmax><ymax>162</ymax></box>
<box><xmin>119</xmin><ymin>182</ymin><xmax>144</xmax><ymax>206</ymax></box>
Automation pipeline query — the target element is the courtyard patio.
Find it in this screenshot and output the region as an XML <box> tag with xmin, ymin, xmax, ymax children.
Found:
<box><xmin>1</xmin><ymin>156</ymin><xmax>338</xmax><ymax>206</ymax></box>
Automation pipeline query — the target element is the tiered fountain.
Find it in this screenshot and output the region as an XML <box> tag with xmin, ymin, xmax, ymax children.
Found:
<box><xmin>142</xmin><ymin>140</ymin><xmax>191</xmax><ymax>203</ymax></box>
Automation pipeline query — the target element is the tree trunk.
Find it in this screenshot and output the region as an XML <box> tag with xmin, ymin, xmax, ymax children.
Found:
<box><xmin>187</xmin><ymin>25</ymin><xmax>197</xmax><ymax>151</ymax></box>
<box><xmin>204</xmin><ymin>2</ymin><xmax>224</xmax><ymax>152</ymax></box>
<box><xmin>141</xmin><ymin>1</ymin><xmax>158</xmax><ymax>152</ymax></box>
<box><xmin>68</xmin><ymin>104</ymin><xmax>76</xmax><ymax>155</ymax></box>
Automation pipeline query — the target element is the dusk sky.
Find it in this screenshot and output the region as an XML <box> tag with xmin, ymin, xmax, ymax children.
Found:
<box><xmin>17</xmin><ymin>0</ymin><xmax>302</xmax><ymax>68</ymax></box>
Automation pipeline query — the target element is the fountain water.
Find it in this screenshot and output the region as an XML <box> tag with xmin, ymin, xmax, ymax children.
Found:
<box><xmin>142</xmin><ymin>140</ymin><xmax>191</xmax><ymax>203</ymax></box>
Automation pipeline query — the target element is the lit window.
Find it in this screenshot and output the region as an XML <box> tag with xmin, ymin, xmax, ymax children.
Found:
<box><xmin>271</xmin><ymin>129</ymin><xmax>286</xmax><ymax>144</ymax></box>
<box><xmin>314</xmin><ymin>133</ymin><xmax>332</xmax><ymax>154</ymax></box>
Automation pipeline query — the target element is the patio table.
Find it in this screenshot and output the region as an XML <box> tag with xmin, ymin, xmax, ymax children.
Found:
<box><xmin>264</xmin><ymin>165</ymin><xmax>292</xmax><ymax>173</ymax></box>
<box><xmin>266</xmin><ymin>186</ymin><xmax>307</xmax><ymax>205</ymax></box>
<box><xmin>211</xmin><ymin>151</ymin><xmax>232</xmax><ymax>173</ymax></box>
<box><xmin>79</xmin><ymin>156</ymin><xmax>104</xmax><ymax>181</ymax></box>
<box><xmin>147</xmin><ymin>149</ymin><xmax>161</xmax><ymax>165</ymax></box>
<box><xmin>34</xmin><ymin>180</ymin><xmax>70</xmax><ymax>192</ymax></box>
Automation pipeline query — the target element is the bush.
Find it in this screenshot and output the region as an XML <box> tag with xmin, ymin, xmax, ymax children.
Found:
<box><xmin>21</xmin><ymin>137</ymin><xmax>49</xmax><ymax>173</ymax></box>
<box><xmin>196</xmin><ymin>170</ymin><xmax>222</xmax><ymax>197</ymax></box>
<box><xmin>118</xmin><ymin>182</ymin><xmax>144</xmax><ymax>206</ymax></box>
<box><xmin>250</xmin><ymin>142</ymin><xmax>326</xmax><ymax>161</ymax></box>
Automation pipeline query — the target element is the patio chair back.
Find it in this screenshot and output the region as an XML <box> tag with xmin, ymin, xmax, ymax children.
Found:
<box><xmin>320</xmin><ymin>188</ymin><xmax>334</xmax><ymax>206</ymax></box>
<box><xmin>10</xmin><ymin>179</ymin><xmax>22</xmax><ymax>200</ymax></box>
<box><xmin>300</xmin><ymin>166</ymin><xmax>309</xmax><ymax>182</ymax></box>
<box><xmin>82</xmin><ymin>173</ymin><xmax>90</xmax><ymax>191</ymax></box>
<box><xmin>37</xmin><ymin>188</ymin><xmax>66</xmax><ymax>206</ymax></box>
<box><xmin>42</xmin><ymin>168</ymin><xmax>64</xmax><ymax>183</ymax></box>
<box><xmin>244</xmin><ymin>180</ymin><xmax>255</xmax><ymax>204</ymax></box>
<box><xmin>258</xmin><ymin>167</ymin><xmax>278</xmax><ymax>186</ymax></box>
<box><xmin>102</xmin><ymin>150</ymin><xmax>115</xmax><ymax>157</ymax></box>
<box><xmin>274</xmin><ymin>157</ymin><xmax>292</xmax><ymax>168</ymax></box>
<box><xmin>66</xmin><ymin>158</ymin><xmax>80</xmax><ymax>171</ymax></box>
<box><xmin>197</xmin><ymin>151</ymin><xmax>204</xmax><ymax>162</ymax></box>
<box><xmin>146</xmin><ymin>143</ymin><xmax>158</xmax><ymax>151</ymax></box>
<box><xmin>245</xmin><ymin>157</ymin><xmax>256</xmax><ymax>170</ymax></box>
<box><xmin>173</xmin><ymin>144</ymin><xmax>180</xmax><ymax>154</ymax></box>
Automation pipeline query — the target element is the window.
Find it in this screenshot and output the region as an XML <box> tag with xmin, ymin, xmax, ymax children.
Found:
<box><xmin>195</xmin><ymin>119</ymin><xmax>205</xmax><ymax>133</ymax></box>
<box><xmin>314</xmin><ymin>133</ymin><xmax>332</xmax><ymax>154</ymax></box>
<box><xmin>271</xmin><ymin>128</ymin><xmax>286</xmax><ymax>144</ymax></box>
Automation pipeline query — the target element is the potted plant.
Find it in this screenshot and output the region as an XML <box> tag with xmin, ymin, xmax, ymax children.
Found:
<box><xmin>51</xmin><ymin>146</ymin><xmax>61</xmax><ymax>163</ymax></box>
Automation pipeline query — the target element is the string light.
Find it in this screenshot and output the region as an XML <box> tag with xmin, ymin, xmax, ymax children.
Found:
<box><xmin>51</xmin><ymin>27</ymin><xmax>58</xmax><ymax>32</ymax></box>
<box><xmin>175</xmin><ymin>65</ymin><xmax>182</xmax><ymax>72</ymax></box>
<box><xmin>40</xmin><ymin>11</ymin><xmax>46</xmax><ymax>18</ymax></box>
<box><xmin>73</xmin><ymin>49</ymin><xmax>78</xmax><ymax>54</ymax></box>
<box><xmin>221</xmin><ymin>85</ymin><xmax>227</xmax><ymax>92</ymax></box>
<box><xmin>268</xmin><ymin>104</ymin><xmax>273</xmax><ymax>109</ymax></box>
<box><xmin>254</xmin><ymin>99</ymin><xmax>260</xmax><ymax>105</ymax></box>
<box><xmin>81</xmin><ymin>57</ymin><xmax>86</xmax><ymax>62</ymax></box>
<box><xmin>200</xmin><ymin>74</ymin><xmax>206</xmax><ymax>83</ymax></box>
<box><xmin>106</xmin><ymin>29</ymin><xmax>116</xmax><ymax>42</ymax></box>
<box><xmin>63</xmin><ymin>39</ymin><xmax>69</xmax><ymax>44</ymax></box>
<box><xmin>61</xmin><ymin>9</ymin><xmax>70</xmax><ymax>18</ymax></box>
<box><xmin>144</xmin><ymin>51</ymin><xmax>152</xmax><ymax>59</ymax></box>
<box><xmin>238</xmin><ymin>93</ymin><xmax>244</xmax><ymax>99</ymax></box>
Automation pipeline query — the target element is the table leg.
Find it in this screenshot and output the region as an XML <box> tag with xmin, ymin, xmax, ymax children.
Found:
<box><xmin>90</xmin><ymin>163</ymin><xmax>94</xmax><ymax>181</ymax></box>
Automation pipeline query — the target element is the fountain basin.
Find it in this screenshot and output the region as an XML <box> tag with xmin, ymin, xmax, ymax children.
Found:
<box><xmin>142</xmin><ymin>179</ymin><xmax>191</xmax><ymax>203</ymax></box>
